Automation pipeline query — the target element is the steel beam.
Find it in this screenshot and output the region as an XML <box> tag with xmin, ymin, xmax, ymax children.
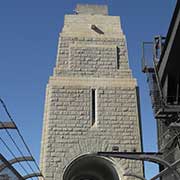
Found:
<box><xmin>0</xmin><ymin>154</ymin><xmax>24</xmax><ymax>180</ymax></box>
<box><xmin>98</xmin><ymin>152</ymin><xmax>166</xmax><ymax>165</ymax></box>
<box><xmin>23</xmin><ymin>172</ymin><xmax>43</xmax><ymax>179</ymax></box>
<box><xmin>158</xmin><ymin>2</ymin><xmax>180</xmax><ymax>81</ymax></box>
<box><xmin>0</xmin><ymin>122</ymin><xmax>16</xmax><ymax>129</ymax></box>
<box><xmin>151</xmin><ymin>158</ymin><xmax>180</xmax><ymax>180</ymax></box>
<box><xmin>0</xmin><ymin>156</ymin><xmax>34</xmax><ymax>172</ymax></box>
<box><xmin>97</xmin><ymin>152</ymin><xmax>180</xmax><ymax>179</ymax></box>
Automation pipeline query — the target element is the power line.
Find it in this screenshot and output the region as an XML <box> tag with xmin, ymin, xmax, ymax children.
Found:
<box><xmin>0</xmin><ymin>98</ymin><xmax>44</xmax><ymax>180</ymax></box>
<box><xmin>0</xmin><ymin>136</ymin><xmax>31</xmax><ymax>179</ymax></box>
<box><xmin>0</xmin><ymin>120</ymin><xmax>35</xmax><ymax>179</ymax></box>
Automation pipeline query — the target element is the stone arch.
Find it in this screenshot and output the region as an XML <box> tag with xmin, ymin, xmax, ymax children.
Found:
<box><xmin>62</xmin><ymin>138</ymin><xmax>110</xmax><ymax>167</ymax></box>
<box><xmin>63</xmin><ymin>154</ymin><xmax>124</xmax><ymax>180</ymax></box>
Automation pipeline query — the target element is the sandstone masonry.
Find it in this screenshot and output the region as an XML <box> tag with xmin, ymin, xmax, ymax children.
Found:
<box><xmin>40</xmin><ymin>4</ymin><xmax>143</xmax><ymax>180</ymax></box>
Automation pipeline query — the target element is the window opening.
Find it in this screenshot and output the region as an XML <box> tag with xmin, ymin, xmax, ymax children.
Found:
<box><xmin>116</xmin><ymin>47</ymin><xmax>120</xmax><ymax>69</ymax></box>
<box><xmin>92</xmin><ymin>89</ymin><xmax>97</xmax><ymax>126</ymax></box>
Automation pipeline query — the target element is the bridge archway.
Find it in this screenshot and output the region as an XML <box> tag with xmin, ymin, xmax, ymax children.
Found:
<box><xmin>63</xmin><ymin>154</ymin><xmax>121</xmax><ymax>180</ymax></box>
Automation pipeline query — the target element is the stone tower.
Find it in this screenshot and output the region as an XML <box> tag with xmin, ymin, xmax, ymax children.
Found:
<box><xmin>40</xmin><ymin>4</ymin><xmax>143</xmax><ymax>180</ymax></box>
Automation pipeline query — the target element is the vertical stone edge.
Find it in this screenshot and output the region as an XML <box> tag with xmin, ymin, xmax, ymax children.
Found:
<box><xmin>135</xmin><ymin>86</ymin><xmax>145</xmax><ymax>176</ymax></box>
<box><xmin>40</xmin><ymin>84</ymin><xmax>50</xmax><ymax>175</ymax></box>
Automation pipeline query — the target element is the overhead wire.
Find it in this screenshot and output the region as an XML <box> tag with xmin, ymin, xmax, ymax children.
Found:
<box><xmin>0</xmin><ymin>120</ymin><xmax>35</xmax><ymax>180</ymax></box>
<box><xmin>0</xmin><ymin>98</ymin><xmax>44</xmax><ymax>180</ymax></box>
<box><xmin>0</xmin><ymin>136</ymin><xmax>31</xmax><ymax>179</ymax></box>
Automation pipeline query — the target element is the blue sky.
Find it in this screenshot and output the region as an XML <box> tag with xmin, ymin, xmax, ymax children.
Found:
<box><xmin>0</xmin><ymin>0</ymin><xmax>177</xmax><ymax>179</ymax></box>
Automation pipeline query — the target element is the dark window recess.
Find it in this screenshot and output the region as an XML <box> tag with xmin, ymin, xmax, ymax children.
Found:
<box><xmin>92</xmin><ymin>89</ymin><xmax>96</xmax><ymax>125</ymax></box>
<box><xmin>112</xmin><ymin>146</ymin><xmax>119</xmax><ymax>152</ymax></box>
<box><xmin>116</xmin><ymin>47</ymin><xmax>120</xmax><ymax>69</ymax></box>
<box><xmin>167</xmin><ymin>74</ymin><xmax>180</xmax><ymax>104</ymax></box>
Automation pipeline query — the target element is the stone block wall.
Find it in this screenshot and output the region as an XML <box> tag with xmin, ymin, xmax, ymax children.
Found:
<box><xmin>76</xmin><ymin>4</ymin><xmax>108</xmax><ymax>15</ymax></box>
<box><xmin>40</xmin><ymin>4</ymin><xmax>143</xmax><ymax>180</ymax></box>
<box><xmin>54</xmin><ymin>36</ymin><xmax>130</xmax><ymax>78</ymax></box>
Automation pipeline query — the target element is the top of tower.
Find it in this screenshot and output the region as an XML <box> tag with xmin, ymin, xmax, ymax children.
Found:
<box><xmin>75</xmin><ymin>4</ymin><xmax>108</xmax><ymax>15</ymax></box>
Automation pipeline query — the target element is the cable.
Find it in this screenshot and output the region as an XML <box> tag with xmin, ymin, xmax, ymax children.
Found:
<box><xmin>0</xmin><ymin>136</ymin><xmax>31</xmax><ymax>178</ymax></box>
<box><xmin>0</xmin><ymin>120</ymin><xmax>35</xmax><ymax>179</ymax></box>
<box><xmin>0</xmin><ymin>98</ymin><xmax>43</xmax><ymax>180</ymax></box>
<box><xmin>0</xmin><ymin>98</ymin><xmax>45</xmax><ymax>180</ymax></box>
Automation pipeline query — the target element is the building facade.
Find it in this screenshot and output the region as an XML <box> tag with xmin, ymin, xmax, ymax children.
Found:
<box><xmin>40</xmin><ymin>4</ymin><xmax>143</xmax><ymax>180</ymax></box>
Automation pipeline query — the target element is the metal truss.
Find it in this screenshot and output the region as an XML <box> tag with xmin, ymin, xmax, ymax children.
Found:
<box><xmin>0</xmin><ymin>121</ymin><xmax>43</xmax><ymax>179</ymax></box>
<box><xmin>0</xmin><ymin>155</ymin><xmax>34</xmax><ymax>172</ymax></box>
<box><xmin>0</xmin><ymin>153</ymin><xmax>43</xmax><ymax>180</ymax></box>
<box><xmin>97</xmin><ymin>151</ymin><xmax>180</xmax><ymax>180</ymax></box>
<box><xmin>0</xmin><ymin>122</ymin><xmax>17</xmax><ymax>129</ymax></box>
<box><xmin>0</xmin><ymin>154</ymin><xmax>24</xmax><ymax>180</ymax></box>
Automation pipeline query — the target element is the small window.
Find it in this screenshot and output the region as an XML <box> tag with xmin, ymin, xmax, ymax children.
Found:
<box><xmin>116</xmin><ymin>47</ymin><xmax>120</xmax><ymax>69</ymax></box>
<box><xmin>91</xmin><ymin>89</ymin><xmax>97</xmax><ymax>126</ymax></box>
<box><xmin>112</xmin><ymin>146</ymin><xmax>119</xmax><ymax>152</ymax></box>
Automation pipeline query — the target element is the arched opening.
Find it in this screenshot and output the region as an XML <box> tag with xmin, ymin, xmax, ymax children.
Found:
<box><xmin>63</xmin><ymin>154</ymin><xmax>120</xmax><ymax>180</ymax></box>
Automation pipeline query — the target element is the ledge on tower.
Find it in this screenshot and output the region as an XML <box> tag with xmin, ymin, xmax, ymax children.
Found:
<box><xmin>75</xmin><ymin>4</ymin><xmax>108</xmax><ymax>15</ymax></box>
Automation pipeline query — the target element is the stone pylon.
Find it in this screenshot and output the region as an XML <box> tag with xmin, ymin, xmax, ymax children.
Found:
<box><xmin>40</xmin><ymin>4</ymin><xmax>144</xmax><ymax>180</ymax></box>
